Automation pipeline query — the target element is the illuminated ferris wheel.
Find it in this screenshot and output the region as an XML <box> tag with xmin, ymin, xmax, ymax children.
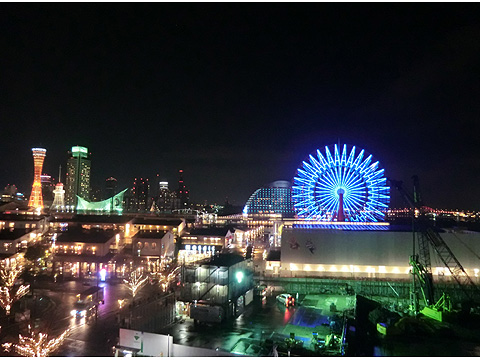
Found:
<box><xmin>292</xmin><ymin>144</ymin><xmax>390</xmax><ymax>222</ymax></box>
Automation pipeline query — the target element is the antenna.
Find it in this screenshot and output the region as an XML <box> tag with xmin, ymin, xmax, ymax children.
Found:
<box><xmin>58</xmin><ymin>165</ymin><xmax>62</xmax><ymax>183</ymax></box>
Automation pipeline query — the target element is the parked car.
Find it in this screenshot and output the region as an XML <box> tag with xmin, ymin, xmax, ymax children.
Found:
<box><xmin>276</xmin><ymin>293</ymin><xmax>295</xmax><ymax>307</ymax></box>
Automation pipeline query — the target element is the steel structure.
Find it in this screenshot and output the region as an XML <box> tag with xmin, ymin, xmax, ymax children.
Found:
<box><xmin>293</xmin><ymin>144</ymin><xmax>389</xmax><ymax>221</ymax></box>
<box><xmin>28</xmin><ymin>148</ymin><xmax>47</xmax><ymax>209</ymax></box>
<box><xmin>389</xmin><ymin>177</ymin><xmax>480</xmax><ymax>311</ymax></box>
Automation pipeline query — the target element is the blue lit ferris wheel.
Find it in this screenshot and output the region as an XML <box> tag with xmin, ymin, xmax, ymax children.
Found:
<box><xmin>292</xmin><ymin>144</ymin><xmax>390</xmax><ymax>222</ymax></box>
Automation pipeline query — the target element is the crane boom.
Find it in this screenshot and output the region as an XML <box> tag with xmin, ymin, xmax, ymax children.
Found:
<box><xmin>389</xmin><ymin>177</ymin><xmax>480</xmax><ymax>306</ymax></box>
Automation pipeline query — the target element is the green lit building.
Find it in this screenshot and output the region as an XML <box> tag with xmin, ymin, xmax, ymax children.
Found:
<box><xmin>65</xmin><ymin>146</ymin><xmax>91</xmax><ymax>208</ymax></box>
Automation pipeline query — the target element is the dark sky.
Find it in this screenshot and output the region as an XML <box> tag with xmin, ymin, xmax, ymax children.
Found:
<box><xmin>1</xmin><ymin>3</ymin><xmax>480</xmax><ymax>209</ymax></box>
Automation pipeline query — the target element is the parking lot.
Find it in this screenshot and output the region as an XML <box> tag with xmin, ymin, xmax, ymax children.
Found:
<box><xmin>162</xmin><ymin>292</ymin><xmax>355</xmax><ymax>356</ymax></box>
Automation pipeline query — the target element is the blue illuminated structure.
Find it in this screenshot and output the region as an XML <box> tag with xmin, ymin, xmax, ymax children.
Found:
<box><xmin>292</xmin><ymin>144</ymin><xmax>389</xmax><ymax>222</ymax></box>
<box><xmin>243</xmin><ymin>180</ymin><xmax>295</xmax><ymax>217</ymax></box>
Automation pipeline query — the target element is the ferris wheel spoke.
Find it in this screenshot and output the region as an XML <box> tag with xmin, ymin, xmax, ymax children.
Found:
<box><xmin>352</xmin><ymin>149</ymin><xmax>365</xmax><ymax>169</ymax></box>
<box><xmin>342</xmin><ymin>166</ymin><xmax>356</xmax><ymax>186</ymax></box>
<box><xmin>340</xmin><ymin>144</ymin><xmax>347</xmax><ymax>166</ymax></box>
<box><xmin>344</xmin><ymin>171</ymin><xmax>361</xmax><ymax>189</ymax></box>
<box><xmin>358</xmin><ymin>154</ymin><xmax>373</xmax><ymax>173</ymax></box>
<box><xmin>345</xmin><ymin>194</ymin><xmax>364</xmax><ymax>209</ymax></box>
<box><xmin>309</xmin><ymin>154</ymin><xmax>323</xmax><ymax>172</ymax></box>
<box><xmin>320</xmin><ymin>195</ymin><xmax>338</xmax><ymax>211</ymax></box>
<box><xmin>321</xmin><ymin>172</ymin><xmax>337</xmax><ymax>189</ymax></box>
<box><xmin>334</xmin><ymin>144</ymin><xmax>341</xmax><ymax>166</ymax></box>
<box><xmin>325</xmin><ymin>146</ymin><xmax>334</xmax><ymax>166</ymax></box>
<box><xmin>334</xmin><ymin>166</ymin><xmax>342</xmax><ymax>188</ymax></box>
<box><xmin>346</xmin><ymin>146</ymin><xmax>356</xmax><ymax>167</ymax></box>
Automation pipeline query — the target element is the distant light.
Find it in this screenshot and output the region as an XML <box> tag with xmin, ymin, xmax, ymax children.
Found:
<box><xmin>100</xmin><ymin>268</ymin><xmax>107</xmax><ymax>282</ymax></box>
<box><xmin>235</xmin><ymin>271</ymin><xmax>244</xmax><ymax>283</ymax></box>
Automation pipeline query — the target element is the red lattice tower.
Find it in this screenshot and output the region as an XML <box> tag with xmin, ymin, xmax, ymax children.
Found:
<box><xmin>28</xmin><ymin>148</ymin><xmax>47</xmax><ymax>209</ymax></box>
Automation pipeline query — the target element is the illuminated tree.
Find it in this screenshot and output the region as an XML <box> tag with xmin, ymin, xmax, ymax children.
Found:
<box><xmin>123</xmin><ymin>268</ymin><xmax>148</xmax><ymax>299</ymax></box>
<box><xmin>0</xmin><ymin>285</ymin><xmax>30</xmax><ymax>315</ymax></box>
<box><xmin>0</xmin><ymin>259</ymin><xmax>30</xmax><ymax>315</ymax></box>
<box><xmin>2</xmin><ymin>325</ymin><xmax>70</xmax><ymax>357</ymax></box>
<box><xmin>159</xmin><ymin>266</ymin><xmax>180</xmax><ymax>292</ymax></box>
<box><xmin>0</xmin><ymin>266</ymin><xmax>23</xmax><ymax>288</ymax></box>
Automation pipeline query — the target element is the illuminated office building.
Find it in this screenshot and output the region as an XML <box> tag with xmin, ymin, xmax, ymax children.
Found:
<box><xmin>65</xmin><ymin>146</ymin><xmax>91</xmax><ymax>208</ymax></box>
<box><xmin>157</xmin><ymin>181</ymin><xmax>175</xmax><ymax>213</ymax></box>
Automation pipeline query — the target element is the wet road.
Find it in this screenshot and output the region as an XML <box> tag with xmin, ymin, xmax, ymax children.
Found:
<box><xmin>0</xmin><ymin>280</ymin><xmax>148</xmax><ymax>357</ymax></box>
<box><xmin>162</xmin><ymin>294</ymin><xmax>302</xmax><ymax>354</ymax></box>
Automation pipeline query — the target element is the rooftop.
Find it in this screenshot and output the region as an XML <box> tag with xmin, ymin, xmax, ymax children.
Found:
<box><xmin>132</xmin><ymin>218</ymin><xmax>183</xmax><ymax>226</ymax></box>
<box><xmin>70</xmin><ymin>214</ymin><xmax>134</xmax><ymax>224</ymax></box>
<box><xmin>56</xmin><ymin>227</ymin><xmax>116</xmax><ymax>244</ymax></box>
<box><xmin>133</xmin><ymin>230</ymin><xmax>168</xmax><ymax>239</ymax></box>
<box><xmin>0</xmin><ymin>228</ymin><xmax>32</xmax><ymax>240</ymax></box>
<box><xmin>0</xmin><ymin>213</ymin><xmax>47</xmax><ymax>221</ymax></box>
<box><xmin>188</xmin><ymin>227</ymin><xmax>235</xmax><ymax>236</ymax></box>
<box><xmin>202</xmin><ymin>253</ymin><xmax>245</xmax><ymax>267</ymax></box>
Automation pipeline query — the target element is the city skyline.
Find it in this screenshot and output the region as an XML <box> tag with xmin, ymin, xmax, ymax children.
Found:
<box><xmin>1</xmin><ymin>4</ymin><xmax>480</xmax><ymax>209</ymax></box>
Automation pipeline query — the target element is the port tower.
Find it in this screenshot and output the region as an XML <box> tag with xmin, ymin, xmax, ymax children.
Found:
<box><xmin>28</xmin><ymin>147</ymin><xmax>47</xmax><ymax>209</ymax></box>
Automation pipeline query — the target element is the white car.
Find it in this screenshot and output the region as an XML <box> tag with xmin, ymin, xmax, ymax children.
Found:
<box><xmin>276</xmin><ymin>293</ymin><xmax>295</xmax><ymax>307</ymax></box>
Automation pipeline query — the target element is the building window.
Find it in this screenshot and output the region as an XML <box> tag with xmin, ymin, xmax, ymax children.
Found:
<box><xmin>137</xmin><ymin>242</ymin><xmax>142</xmax><ymax>248</ymax></box>
<box><xmin>144</xmin><ymin>242</ymin><xmax>149</xmax><ymax>249</ymax></box>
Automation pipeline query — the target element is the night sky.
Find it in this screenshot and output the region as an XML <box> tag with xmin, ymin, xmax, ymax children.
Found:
<box><xmin>1</xmin><ymin>3</ymin><xmax>480</xmax><ymax>209</ymax></box>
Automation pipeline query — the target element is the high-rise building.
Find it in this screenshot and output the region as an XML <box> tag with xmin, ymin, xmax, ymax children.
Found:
<box><xmin>105</xmin><ymin>177</ymin><xmax>118</xmax><ymax>200</ymax></box>
<box><xmin>65</xmin><ymin>146</ymin><xmax>91</xmax><ymax>208</ymax></box>
<box><xmin>51</xmin><ymin>166</ymin><xmax>65</xmax><ymax>211</ymax></box>
<box><xmin>128</xmin><ymin>177</ymin><xmax>150</xmax><ymax>213</ymax></box>
<box><xmin>157</xmin><ymin>181</ymin><xmax>175</xmax><ymax>213</ymax></box>
<box><xmin>175</xmin><ymin>170</ymin><xmax>190</xmax><ymax>209</ymax></box>
<box><xmin>28</xmin><ymin>148</ymin><xmax>47</xmax><ymax>209</ymax></box>
<box><xmin>41</xmin><ymin>174</ymin><xmax>55</xmax><ymax>208</ymax></box>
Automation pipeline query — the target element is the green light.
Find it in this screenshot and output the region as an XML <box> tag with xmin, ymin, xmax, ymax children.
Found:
<box><xmin>76</xmin><ymin>189</ymin><xmax>128</xmax><ymax>212</ymax></box>
<box><xmin>235</xmin><ymin>271</ymin><xmax>244</xmax><ymax>283</ymax></box>
<box><xmin>72</xmin><ymin>146</ymin><xmax>88</xmax><ymax>158</ymax></box>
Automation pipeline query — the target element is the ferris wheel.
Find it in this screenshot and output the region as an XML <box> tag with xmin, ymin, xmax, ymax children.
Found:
<box><xmin>292</xmin><ymin>144</ymin><xmax>390</xmax><ymax>222</ymax></box>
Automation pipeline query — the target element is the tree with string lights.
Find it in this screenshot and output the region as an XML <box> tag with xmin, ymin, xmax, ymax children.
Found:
<box><xmin>123</xmin><ymin>267</ymin><xmax>148</xmax><ymax>299</ymax></box>
<box><xmin>0</xmin><ymin>257</ymin><xmax>30</xmax><ymax>315</ymax></box>
<box><xmin>2</xmin><ymin>325</ymin><xmax>70</xmax><ymax>357</ymax></box>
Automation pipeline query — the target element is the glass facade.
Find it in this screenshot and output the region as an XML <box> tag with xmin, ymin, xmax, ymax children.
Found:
<box><xmin>243</xmin><ymin>181</ymin><xmax>294</xmax><ymax>217</ymax></box>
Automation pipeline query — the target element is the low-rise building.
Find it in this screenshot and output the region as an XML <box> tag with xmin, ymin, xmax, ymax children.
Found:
<box><xmin>179</xmin><ymin>227</ymin><xmax>239</xmax><ymax>263</ymax></box>
<box><xmin>178</xmin><ymin>253</ymin><xmax>254</xmax><ymax>322</ymax></box>
<box><xmin>53</xmin><ymin>227</ymin><xmax>118</xmax><ymax>279</ymax></box>
<box><xmin>0</xmin><ymin>229</ymin><xmax>35</xmax><ymax>255</ymax></box>
<box><xmin>129</xmin><ymin>217</ymin><xmax>186</xmax><ymax>238</ymax></box>
<box><xmin>132</xmin><ymin>230</ymin><xmax>175</xmax><ymax>272</ymax></box>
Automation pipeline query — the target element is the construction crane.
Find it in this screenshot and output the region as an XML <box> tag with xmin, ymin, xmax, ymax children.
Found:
<box><xmin>389</xmin><ymin>176</ymin><xmax>479</xmax><ymax>320</ymax></box>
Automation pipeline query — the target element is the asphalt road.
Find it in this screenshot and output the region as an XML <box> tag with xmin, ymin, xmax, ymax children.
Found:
<box><xmin>0</xmin><ymin>279</ymin><xmax>156</xmax><ymax>357</ymax></box>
